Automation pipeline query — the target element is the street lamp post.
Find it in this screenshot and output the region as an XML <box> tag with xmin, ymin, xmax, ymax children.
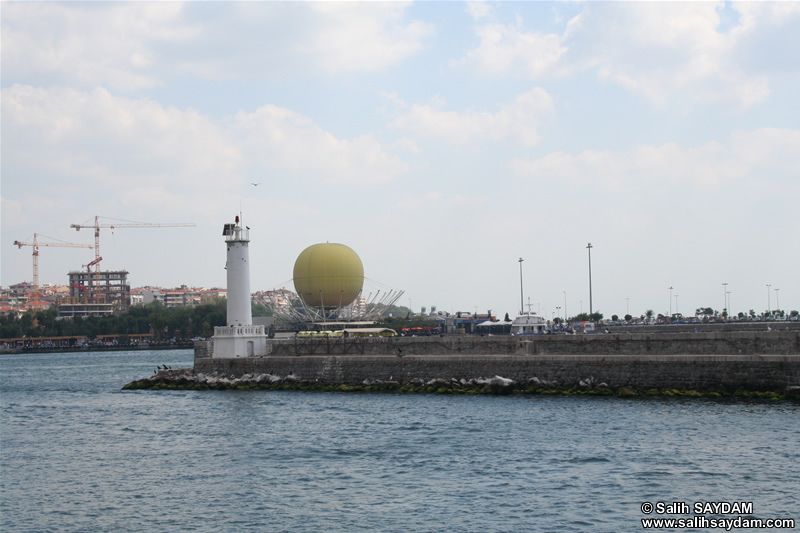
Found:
<box><xmin>669</xmin><ymin>286</ymin><xmax>673</xmax><ymax>318</ymax></box>
<box><xmin>775</xmin><ymin>288</ymin><xmax>780</xmax><ymax>316</ymax></box>
<box><xmin>518</xmin><ymin>258</ymin><xmax>524</xmax><ymax>315</ymax></box>
<box><xmin>767</xmin><ymin>284</ymin><xmax>772</xmax><ymax>317</ymax></box>
<box><xmin>556</xmin><ymin>306</ymin><xmax>561</xmax><ymax>322</ymax></box>
<box><xmin>586</xmin><ymin>243</ymin><xmax>593</xmax><ymax>317</ymax></box>
<box><xmin>722</xmin><ymin>283</ymin><xmax>728</xmax><ymax>319</ymax></box>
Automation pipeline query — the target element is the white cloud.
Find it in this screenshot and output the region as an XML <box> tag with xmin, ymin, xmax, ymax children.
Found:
<box><xmin>233</xmin><ymin>105</ymin><xmax>407</xmax><ymax>184</ymax></box>
<box><xmin>306</xmin><ymin>2</ymin><xmax>434</xmax><ymax>73</ymax></box>
<box><xmin>454</xmin><ymin>2</ymin><xmax>797</xmax><ymax>108</ymax></box>
<box><xmin>572</xmin><ymin>2</ymin><xmax>764</xmax><ymax>107</ymax></box>
<box><xmin>2</xmin><ymin>2</ymin><xmax>193</xmax><ymax>91</ymax></box>
<box><xmin>509</xmin><ymin>128</ymin><xmax>800</xmax><ymax>189</ymax></box>
<box><xmin>1</xmin><ymin>85</ymin><xmax>241</xmax><ymax>190</ymax></box>
<box><xmin>1</xmin><ymin>85</ymin><xmax>407</xmax><ymax>199</ymax></box>
<box><xmin>732</xmin><ymin>1</ymin><xmax>800</xmax><ymax>30</ymax></box>
<box><xmin>466</xmin><ymin>1</ymin><xmax>492</xmax><ymax>22</ymax></box>
<box><xmin>452</xmin><ymin>20</ymin><xmax>566</xmax><ymax>77</ymax></box>
<box><xmin>1</xmin><ymin>2</ymin><xmax>433</xmax><ymax>90</ymax></box>
<box><xmin>389</xmin><ymin>87</ymin><xmax>554</xmax><ymax>146</ymax></box>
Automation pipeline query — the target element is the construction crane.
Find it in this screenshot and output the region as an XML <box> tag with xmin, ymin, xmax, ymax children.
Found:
<box><xmin>81</xmin><ymin>257</ymin><xmax>103</xmax><ymax>304</ymax></box>
<box><xmin>13</xmin><ymin>233</ymin><xmax>94</xmax><ymax>309</ymax></box>
<box><xmin>70</xmin><ymin>216</ymin><xmax>195</xmax><ymax>271</ymax></box>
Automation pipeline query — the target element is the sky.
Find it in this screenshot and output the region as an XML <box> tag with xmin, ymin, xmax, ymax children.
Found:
<box><xmin>2</xmin><ymin>1</ymin><xmax>799</xmax><ymax>321</ymax></box>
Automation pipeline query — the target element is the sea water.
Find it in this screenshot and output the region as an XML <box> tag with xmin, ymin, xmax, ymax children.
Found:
<box><xmin>1</xmin><ymin>349</ymin><xmax>798</xmax><ymax>532</ymax></box>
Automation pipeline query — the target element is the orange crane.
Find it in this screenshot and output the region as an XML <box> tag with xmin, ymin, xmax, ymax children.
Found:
<box><xmin>70</xmin><ymin>216</ymin><xmax>195</xmax><ymax>271</ymax></box>
<box><xmin>13</xmin><ymin>234</ymin><xmax>94</xmax><ymax>309</ymax></box>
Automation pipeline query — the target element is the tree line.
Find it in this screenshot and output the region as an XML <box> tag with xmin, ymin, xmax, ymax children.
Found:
<box><xmin>0</xmin><ymin>300</ymin><xmax>234</xmax><ymax>341</ymax></box>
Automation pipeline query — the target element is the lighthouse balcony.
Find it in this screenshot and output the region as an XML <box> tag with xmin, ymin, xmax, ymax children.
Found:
<box><xmin>214</xmin><ymin>325</ymin><xmax>265</xmax><ymax>337</ymax></box>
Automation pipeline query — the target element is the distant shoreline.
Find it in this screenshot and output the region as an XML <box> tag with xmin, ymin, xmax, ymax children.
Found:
<box><xmin>1</xmin><ymin>343</ymin><xmax>194</xmax><ymax>355</ymax></box>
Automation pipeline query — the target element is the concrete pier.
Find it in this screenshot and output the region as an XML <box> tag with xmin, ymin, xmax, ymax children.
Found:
<box><xmin>183</xmin><ymin>331</ymin><xmax>800</xmax><ymax>395</ymax></box>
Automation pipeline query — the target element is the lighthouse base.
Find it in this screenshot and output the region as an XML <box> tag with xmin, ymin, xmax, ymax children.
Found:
<box><xmin>211</xmin><ymin>325</ymin><xmax>268</xmax><ymax>358</ymax></box>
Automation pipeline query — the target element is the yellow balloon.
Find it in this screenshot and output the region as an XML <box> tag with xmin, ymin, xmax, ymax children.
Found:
<box><xmin>293</xmin><ymin>243</ymin><xmax>364</xmax><ymax>308</ymax></box>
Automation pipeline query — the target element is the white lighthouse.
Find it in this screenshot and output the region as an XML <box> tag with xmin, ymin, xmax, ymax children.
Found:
<box><xmin>224</xmin><ymin>216</ymin><xmax>252</xmax><ymax>327</ymax></box>
<box><xmin>212</xmin><ymin>215</ymin><xmax>267</xmax><ymax>358</ymax></box>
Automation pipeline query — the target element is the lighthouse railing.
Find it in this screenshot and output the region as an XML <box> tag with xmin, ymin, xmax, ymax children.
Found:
<box><xmin>213</xmin><ymin>325</ymin><xmax>265</xmax><ymax>337</ymax></box>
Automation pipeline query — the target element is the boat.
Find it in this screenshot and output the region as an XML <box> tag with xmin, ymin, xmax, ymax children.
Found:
<box><xmin>510</xmin><ymin>312</ymin><xmax>548</xmax><ymax>335</ymax></box>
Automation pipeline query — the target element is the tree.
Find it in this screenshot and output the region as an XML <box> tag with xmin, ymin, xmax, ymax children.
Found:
<box><xmin>378</xmin><ymin>304</ymin><xmax>413</xmax><ymax>318</ymax></box>
<box><xmin>571</xmin><ymin>311</ymin><xmax>604</xmax><ymax>322</ymax></box>
<box><xmin>252</xmin><ymin>301</ymin><xmax>271</xmax><ymax>317</ymax></box>
<box><xmin>624</xmin><ymin>314</ymin><xmax>632</xmax><ymax>322</ymax></box>
<box><xmin>148</xmin><ymin>309</ymin><xmax>168</xmax><ymax>341</ymax></box>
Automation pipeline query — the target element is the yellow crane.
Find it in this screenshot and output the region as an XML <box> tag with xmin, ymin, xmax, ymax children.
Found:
<box><xmin>13</xmin><ymin>234</ymin><xmax>94</xmax><ymax>309</ymax></box>
<box><xmin>70</xmin><ymin>216</ymin><xmax>195</xmax><ymax>271</ymax></box>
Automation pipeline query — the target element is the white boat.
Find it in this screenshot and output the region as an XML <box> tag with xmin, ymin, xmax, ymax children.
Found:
<box><xmin>510</xmin><ymin>312</ymin><xmax>548</xmax><ymax>335</ymax></box>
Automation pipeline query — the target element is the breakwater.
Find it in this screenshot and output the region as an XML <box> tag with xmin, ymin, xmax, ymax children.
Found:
<box><xmin>124</xmin><ymin>332</ymin><xmax>800</xmax><ymax>397</ymax></box>
<box><xmin>244</xmin><ymin>330</ymin><xmax>800</xmax><ymax>357</ymax></box>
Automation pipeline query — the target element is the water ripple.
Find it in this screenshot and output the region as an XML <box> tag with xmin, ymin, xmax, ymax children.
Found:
<box><xmin>2</xmin><ymin>350</ymin><xmax>799</xmax><ymax>532</ymax></box>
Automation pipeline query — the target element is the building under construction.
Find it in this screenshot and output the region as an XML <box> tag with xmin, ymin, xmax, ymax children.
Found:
<box><xmin>58</xmin><ymin>270</ymin><xmax>131</xmax><ymax>317</ymax></box>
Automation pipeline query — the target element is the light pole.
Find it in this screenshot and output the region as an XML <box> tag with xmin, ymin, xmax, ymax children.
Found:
<box><xmin>727</xmin><ymin>291</ymin><xmax>731</xmax><ymax>319</ymax></box>
<box><xmin>767</xmin><ymin>284</ymin><xmax>771</xmax><ymax>317</ymax></box>
<box><xmin>775</xmin><ymin>288</ymin><xmax>780</xmax><ymax>316</ymax></box>
<box><xmin>722</xmin><ymin>283</ymin><xmax>728</xmax><ymax>319</ymax></box>
<box><xmin>518</xmin><ymin>258</ymin><xmax>524</xmax><ymax>315</ymax></box>
<box><xmin>669</xmin><ymin>286</ymin><xmax>673</xmax><ymax>318</ymax></box>
<box><xmin>586</xmin><ymin>243</ymin><xmax>593</xmax><ymax>316</ymax></box>
<box><xmin>556</xmin><ymin>306</ymin><xmax>561</xmax><ymax>322</ymax></box>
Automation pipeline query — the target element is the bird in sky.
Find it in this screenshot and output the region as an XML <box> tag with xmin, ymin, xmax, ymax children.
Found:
<box><xmin>251</xmin><ymin>182</ymin><xmax>261</xmax><ymax>186</ymax></box>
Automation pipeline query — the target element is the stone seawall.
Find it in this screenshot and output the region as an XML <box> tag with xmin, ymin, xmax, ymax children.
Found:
<box><xmin>251</xmin><ymin>331</ymin><xmax>800</xmax><ymax>357</ymax></box>
<box><xmin>193</xmin><ymin>354</ymin><xmax>800</xmax><ymax>393</ymax></box>
<box><xmin>188</xmin><ymin>332</ymin><xmax>800</xmax><ymax>394</ymax></box>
